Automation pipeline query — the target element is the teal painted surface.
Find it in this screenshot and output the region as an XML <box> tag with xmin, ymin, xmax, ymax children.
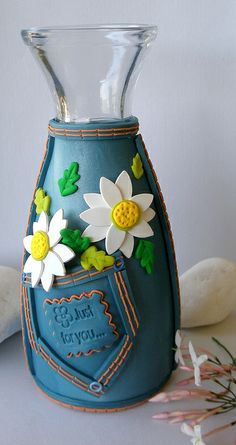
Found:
<box><xmin>21</xmin><ymin>117</ymin><xmax>180</xmax><ymax>410</ymax></box>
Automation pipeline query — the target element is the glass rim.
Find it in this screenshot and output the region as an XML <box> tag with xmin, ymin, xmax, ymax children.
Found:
<box><xmin>22</xmin><ymin>23</ymin><xmax>157</xmax><ymax>33</ymax></box>
<box><xmin>21</xmin><ymin>23</ymin><xmax>157</xmax><ymax>45</ymax></box>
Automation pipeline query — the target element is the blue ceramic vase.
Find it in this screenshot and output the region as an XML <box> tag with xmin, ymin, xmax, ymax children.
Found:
<box><xmin>21</xmin><ymin>25</ymin><xmax>180</xmax><ymax>411</ymax></box>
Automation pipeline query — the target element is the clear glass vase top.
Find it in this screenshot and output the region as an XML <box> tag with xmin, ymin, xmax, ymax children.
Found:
<box><xmin>21</xmin><ymin>24</ymin><xmax>157</xmax><ymax>123</ymax></box>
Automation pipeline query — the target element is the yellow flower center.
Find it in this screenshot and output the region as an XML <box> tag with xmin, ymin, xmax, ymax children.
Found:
<box><xmin>31</xmin><ymin>231</ymin><xmax>50</xmax><ymax>261</ymax></box>
<box><xmin>111</xmin><ymin>200</ymin><xmax>140</xmax><ymax>230</ymax></box>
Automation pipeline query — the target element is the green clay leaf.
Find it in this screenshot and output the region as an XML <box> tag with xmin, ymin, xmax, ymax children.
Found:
<box><xmin>60</xmin><ymin>228</ymin><xmax>90</xmax><ymax>254</ymax></box>
<box><xmin>80</xmin><ymin>246</ymin><xmax>115</xmax><ymax>272</ymax></box>
<box><xmin>135</xmin><ymin>240</ymin><xmax>155</xmax><ymax>274</ymax></box>
<box><xmin>58</xmin><ymin>162</ymin><xmax>80</xmax><ymax>197</ymax></box>
<box><xmin>34</xmin><ymin>188</ymin><xmax>51</xmax><ymax>215</ymax></box>
<box><xmin>131</xmin><ymin>153</ymin><xmax>144</xmax><ymax>180</ymax></box>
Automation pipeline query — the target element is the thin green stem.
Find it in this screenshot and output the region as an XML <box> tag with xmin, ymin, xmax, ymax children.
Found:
<box><xmin>206</xmin><ymin>395</ymin><xmax>234</xmax><ymax>403</ymax></box>
<box><xmin>212</xmin><ymin>337</ymin><xmax>235</xmax><ymax>364</ymax></box>
<box><xmin>215</xmin><ymin>406</ymin><xmax>235</xmax><ymax>415</ymax></box>
<box><xmin>208</xmin><ymin>357</ymin><xmax>222</xmax><ymax>366</ymax></box>
<box><xmin>214</xmin><ymin>379</ymin><xmax>235</xmax><ymax>398</ymax></box>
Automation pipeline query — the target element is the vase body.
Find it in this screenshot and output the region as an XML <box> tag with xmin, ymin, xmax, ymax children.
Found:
<box><xmin>21</xmin><ymin>25</ymin><xmax>180</xmax><ymax>411</ymax></box>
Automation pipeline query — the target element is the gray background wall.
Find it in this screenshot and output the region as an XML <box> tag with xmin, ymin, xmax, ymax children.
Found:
<box><xmin>1</xmin><ymin>0</ymin><xmax>236</xmax><ymax>274</ymax></box>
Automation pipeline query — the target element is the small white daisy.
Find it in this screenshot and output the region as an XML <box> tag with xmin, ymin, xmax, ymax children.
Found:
<box><xmin>175</xmin><ymin>329</ymin><xmax>185</xmax><ymax>366</ymax></box>
<box><xmin>181</xmin><ymin>423</ymin><xmax>206</xmax><ymax>445</ymax></box>
<box><xmin>23</xmin><ymin>209</ymin><xmax>75</xmax><ymax>292</ymax></box>
<box><xmin>79</xmin><ymin>170</ymin><xmax>155</xmax><ymax>258</ymax></box>
<box><xmin>189</xmin><ymin>341</ymin><xmax>208</xmax><ymax>387</ymax></box>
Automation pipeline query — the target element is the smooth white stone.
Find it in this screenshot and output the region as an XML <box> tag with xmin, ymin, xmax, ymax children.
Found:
<box><xmin>180</xmin><ymin>258</ymin><xmax>236</xmax><ymax>328</ymax></box>
<box><xmin>0</xmin><ymin>266</ymin><xmax>21</xmax><ymax>343</ymax></box>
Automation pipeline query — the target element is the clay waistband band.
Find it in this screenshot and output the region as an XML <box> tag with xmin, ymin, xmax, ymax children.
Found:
<box><xmin>48</xmin><ymin>117</ymin><xmax>139</xmax><ymax>140</ymax></box>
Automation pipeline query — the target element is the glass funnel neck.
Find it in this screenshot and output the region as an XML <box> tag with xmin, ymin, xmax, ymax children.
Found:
<box><xmin>21</xmin><ymin>24</ymin><xmax>157</xmax><ymax>123</ymax></box>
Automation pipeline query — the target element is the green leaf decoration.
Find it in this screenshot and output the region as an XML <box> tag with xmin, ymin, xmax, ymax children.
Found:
<box><xmin>58</xmin><ymin>162</ymin><xmax>80</xmax><ymax>197</ymax></box>
<box><xmin>135</xmin><ymin>240</ymin><xmax>155</xmax><ymax>274</ymax></box>
<box><xmin>131</xmin><ymin>153</ymin><xmax>144</xmax><ymax>180</ymax></box>
<box><xmin>34</xmin><ymin>188</ymin><xmax>51</xmax><ymax>215</ymax></box>
<box><xmin>80</xmin><ymin>246</ymin><xmax>115</xmax><ymax>272</ymax></box>
<box><xmin>60</xmin><ymin>228</ymin><xmax>90</xmax><ymax>254</ymax></box>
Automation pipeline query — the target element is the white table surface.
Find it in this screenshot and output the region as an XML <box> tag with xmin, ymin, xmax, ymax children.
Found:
<box><xmin>0</xmin><ymin>312</ymin><xmax>235</xmax><ymax>445</ymax></box>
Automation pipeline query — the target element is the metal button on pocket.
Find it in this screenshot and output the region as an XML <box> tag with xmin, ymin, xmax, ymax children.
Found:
<box><xmin>89</xmin><ymin>381</ymin><xmax>103</xmax><ymax>393</ymax></box>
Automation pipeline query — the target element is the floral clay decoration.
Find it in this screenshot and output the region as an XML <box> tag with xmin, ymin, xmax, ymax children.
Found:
<box><xmin>131</xmin><ymin>153</ymin><xmax>144</xmax><ymax>180</ymax></box>
<box><xmin>60</xmin><ymin>228</ymin><xmax>90</xmax><ymax>254</ymax></box>
<box><xmin>134</xmin><ymin>239</ymin><xmax>156</xmax><ymax>274</ymax></box>
<box><xmin>23</xmin><ymin>209</ymin><xmax>75</xmax><ymax>291</ymax></box>
<box><xmin>80</xmin><ymin>246</ymin><xmax>115</xmax><ymax>271</ymax></box>
<box><xmin>80</xmin><ymin>170</ymin><xmax>156</xmax><ymax>258</ymax></box>
<box><xmin>34</xmin><ymin>187</ymin><xmax>51</xmax><ymax>215</ymax></box>
<box><xmin>58</xmin><ymin>161</ymin><xmax>80</xmax><ymax>197</ymax></box>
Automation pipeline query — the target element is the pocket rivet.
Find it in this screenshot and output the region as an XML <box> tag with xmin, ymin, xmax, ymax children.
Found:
<box><xmin>89</xmin><ymin>381</ymin><xmax>103</xmax><ymax>393</ymax></box>
<box><xmin>114</xmin><ymin>258</ymin><xmax>125</xmax><ymax>271</ymax></box>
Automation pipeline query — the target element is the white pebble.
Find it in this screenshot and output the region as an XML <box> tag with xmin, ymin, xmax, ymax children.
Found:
<box><xmin>180</xmin><ymin>258</ymin><xmax>236</xmax><ymax>328</ymax></box>
<box><xmin>0</xmin><ymin>266</ymin><xmax>21</xmax><ymax>343</ymax></box>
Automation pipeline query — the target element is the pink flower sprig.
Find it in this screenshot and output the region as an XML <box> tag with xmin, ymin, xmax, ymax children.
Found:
<box><xmin>150</xmin><ymin>334</ymin><xmax>236</xmax><ymax>443</ymax></box>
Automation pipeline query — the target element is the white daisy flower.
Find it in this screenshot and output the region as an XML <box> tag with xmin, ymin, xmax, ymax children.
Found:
<box><xmin>181</xmin><ymin>423</ymin><xmax>206</xmax><ymax>445</ymax></box>
<box><xmin>189</xmin><ymin>341</ymin><xmax>208</xmax><ymax>387</ymax></box>
<box><xmin>23</xmin><ymin>209</ymin><xmax>75</xmax><ymax>292</ymax></box>
<box><xmin>80</xmin><ymin>171</ymin><xmax>155</xmax><ymax>258</ymax></box>
<box><xmin>175</xmin><ymin>329</ymin><xmax>185</xmax><ymax>366</ymax></box>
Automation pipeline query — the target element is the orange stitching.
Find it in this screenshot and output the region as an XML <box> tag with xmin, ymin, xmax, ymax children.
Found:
<box><xmin>49</xmin><ymin>131</ymin><xmax>138</xmax><ymax>138</ymax></box>
<box><xmin>36</xmin><ymin>383</ymin><xmax>148</xmax><ymax>412</ymax></box>
<box><xmin>23</xmin><ymin>260</ymin><xmax>123</xmax><ymax>287</ymax></box>
<box><xmin>48</xmin><ymin>125</ymin><xmax>137</xmax><ymax>131</ymax></box>
<box><xmin>48</xmin><ymin>125</ymin><xmax>139</xmax><ymax>138</ymax></box>
<box><xmin>20</xmin><ymin>284</ymin><xmax>29</xmax><ymax>371</ymax></box>
<box><xmin>48</xmin><ymin>132</ymin><xmax>138</xmax><ymax>139</ymax></box>
<box><xmin>48</xmin><ymin>124</ymin><xmax>139</xmax><ymax>132</ymax></box>
<box><xmin>103</xmin><ymin>341</ymin><xmax>133</xmax><ymax>386</ymax></box>
<box><xmin>48</xmin><ymin>124</ymin><xmax>139</xmax><ymax>133</ymax></box>
<box><xmin>55</xmin><ymin>264</ymin><xmax>115</xmax><ymax>284</ymax></box>
<box><xmin>57</xmin><ymin>259</ymin><xmax>122</xmax><ymax>281</ymax></box>
<box><xmin>23</xmin><ymin>269</ymin><xmax>101</xmax><ymax>286</ymax></box>
<box><xmin>67</xmin><ymin>344</ymin><xmax>113</xmax><ymax>359</ymax></box>
<box><xmin>44</xmin><ymin>289</ymin><xmax>104</xmax><ymax>305</ymax></box>
<box><xmin>49</xmin><ymin>269</ymin><xmax>109</xmax><ymax>286</ymax></box>
<box><xmin>39</xmin><ymin>345</ymin><xmax>102</xmax><ymax>397</ymax></box>
<box><xmin>23</xmin><ymin>287</ymin><xmax>38</xmax><ymax>353</ymax></box>
<box><xmin>114</xmin><ymin>273</ymin><xmax>136</xmax><ymax>337</ymax></box>
<box><xmin>48</xmin><ymin>130</ymin><xmax>139</xmax><ymax>136</ymax></box>
<box><xmin>139</xmin><ymin>135</ymin><xmax>180</xmax><ymax>307</ymax></box>
<box><xmin>117</xmin><ymin>271</ymin><xmax>139</xmax><ymax>329</ymax></box>
<box><xmin>55</xmin><ymin>262</ymin><xmax>118</xmax><ymax>281</ymax></box>
<box><xmin>98</xmin><ymin>335</ymin><xmax>130</xmax><ymax>383</ymax></box>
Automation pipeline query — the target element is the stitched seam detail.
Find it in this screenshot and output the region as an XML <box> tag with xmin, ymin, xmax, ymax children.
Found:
<box><xmin>36</xmin><ymin>384</ymin><xmax>147</xmax><ymax>412</ymax></box>
<box><xmin>23</xmin><ymin>287</ymin><xmax>38</xmax><ymax>353</ymax></box>
<box><xmin>98</xmin><ymin>336</ymin><xmax>132</xmax><ymax>385</ymax></box>
<box><xmin>39</xmin><ymin>345</ymin><xmax>103</xmax><ymax>397</ymax></box>
<box><xmin>117</xmin><ymin>271</ymin><xmax>139</xmax><ymax>330</ymax></box>
<box><xmin>67</xmin><ymin>344</ymin><xmax>113</xmax><ymax>359</ymax></box>
<box><xmin>48</xmin><ymin>125</ymin><xmax>139</xmax><ymax>139</ymax></box>
<box><xmin>114</xmin><ymin>273</ymin><xmax>136</xmax><ymax>337</ymax></box>
<box><xmin>103</xmin><ymin>342</ymin><xmax>133</xmax><ymax>386</ymax></box>
<box><xmin>139</xmin><ymin>135</ymin><xmax>180</xmax><ymax>306</ymax></box>
<box><xmin>23</xmin><ymin>259</ymin><xmax>123</xmax><ymax>287</ymax></box>
<box><xmin>48</xmin><ymin>125</ymin><xmax>139</xmax><ymax>133</ymax></box>
<box><xmin>98</xmin><ymin>335</ymin><xmax>130</xmax><ymax>382</ymax></box>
